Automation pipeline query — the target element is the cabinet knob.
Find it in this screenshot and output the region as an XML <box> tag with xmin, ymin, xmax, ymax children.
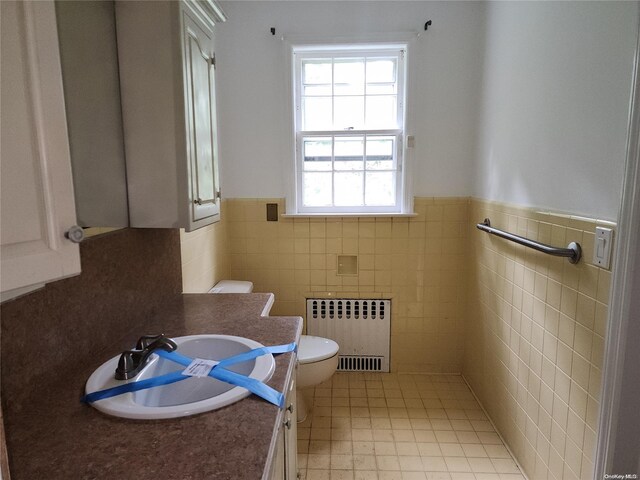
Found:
<box><xmin>286</xmin><ymin>404</ymin><xmax>294</xmax><ymax>413</ymax></box>
<box><xmin>65</xmin><ymin>225</ymin><xmax>85</xmax><ymax>243</ymax></box>
<box><xmin>284</xmin><ymin>420</ymin><xmax>292</xmax><ymax>430</ymax></box>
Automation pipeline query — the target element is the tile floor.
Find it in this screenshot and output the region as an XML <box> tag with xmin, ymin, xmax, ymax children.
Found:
<box><xmin>296</xmin><ymin>372</ymin><xmax>526</xmax><ymax>480</ymax></box>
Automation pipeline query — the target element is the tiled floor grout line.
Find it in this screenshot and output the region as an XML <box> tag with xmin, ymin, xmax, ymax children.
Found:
<box><xmin>459</xmin><ymin>374</ymin><xmax>529</xmax><ymax>480</ymax></box>
<box><xmin>297</xmin><ymin>372</ymin><xmax>526</xmax><ymax>480</ymax></box>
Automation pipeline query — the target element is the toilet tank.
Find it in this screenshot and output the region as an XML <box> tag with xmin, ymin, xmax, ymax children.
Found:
<box><xmin>208</xmin><ymin>280</ymin><xmax>253</xmax><ymax>294</ymax></box>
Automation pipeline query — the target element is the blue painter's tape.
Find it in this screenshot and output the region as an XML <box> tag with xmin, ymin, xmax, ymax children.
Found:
<box><xmin>83</xmin><ymin>342</ymin><xmax>297</xmax><ymax>408</ymax></box>
<box><xmin>82</xmin><ymin>370</ymin><xmax>187</xmax><ymax>403</ymax></box>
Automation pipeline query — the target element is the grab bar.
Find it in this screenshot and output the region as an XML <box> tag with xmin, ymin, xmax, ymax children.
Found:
<box><xmin>476</xmin><ymin>218</ymin><xmax>582</xmax><ymax>264</ymax></box>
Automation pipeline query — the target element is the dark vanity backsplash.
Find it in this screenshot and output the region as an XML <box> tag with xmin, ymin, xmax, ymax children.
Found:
<box><xmin>1</xmin><ymin>228</ymin><xmax>182</xmax><ymax>408</ymax></box>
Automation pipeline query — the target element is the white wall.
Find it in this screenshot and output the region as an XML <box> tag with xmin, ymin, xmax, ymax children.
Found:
<box><xmin>216</xmin><ymin>1</ymin><xmax>485</xmax><ymax>198</ymax></box>
<box><xmin>474</xmin><ymin>1</ymin><xmax>638</xmax><ymax>221</ymax></box>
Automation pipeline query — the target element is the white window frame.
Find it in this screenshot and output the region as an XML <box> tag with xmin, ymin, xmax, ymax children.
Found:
<box><xmin>287</xmin><ymin>42</ymin><xmax>411</xmax><ymax>215</ymax></box>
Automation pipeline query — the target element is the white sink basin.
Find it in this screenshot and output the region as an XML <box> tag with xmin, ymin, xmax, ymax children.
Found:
<box><xmin>86</xmin><ymin>334</ymin><xmax>275</xmax><ymax>419</ymax></box>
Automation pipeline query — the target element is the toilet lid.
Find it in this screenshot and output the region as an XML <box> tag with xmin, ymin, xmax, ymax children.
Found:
<box><xmin>298</xmin><ymin>335</ymin><xmax>339</xmax><ymax>364</ymax></box>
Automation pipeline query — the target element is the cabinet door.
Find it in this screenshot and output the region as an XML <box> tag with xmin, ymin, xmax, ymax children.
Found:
<box><xmin>182</xmin><ymin>10</ymin><xmax>220</xmax><ymax>226</ymax></box>
<box><xmin>0</xmin><ymin>1</ymin><xmax>81</xmax><ymax>300</ymax></box>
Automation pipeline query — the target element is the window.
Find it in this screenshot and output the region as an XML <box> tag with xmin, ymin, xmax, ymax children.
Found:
<box><xmin>291</xmin><ymin>44</ymin><xmax>408</xmax><ymax>214</ymax></box>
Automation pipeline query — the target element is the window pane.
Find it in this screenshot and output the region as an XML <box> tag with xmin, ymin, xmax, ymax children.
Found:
<box><xmin>366</xmin><ymin>136</ymin><xmax>395</xmax><ymax>170</ymax></box>
<box><xmin>335</xmin><ymin>171</ymin><xmax>364</xmax><ymax>206</ymax></box>
<box><xmin>303</xmin><ymin>60</ymin><xmax>331</xmax><ymax>84</ymax></box>
<box><xmin>304</xmin><ymin>84</ymin><xmax>332</xmax><ymax>96</ymax></box>
<box><xmin>334</xmin><ymin>58</ymin><xmax>364</xmax><ymax>95</ymax></box>
<box><xmin>304</xmin><ymin>137</ymin><xmax>332</xmax><ymax>171</ymax></box>
<box><xmin>365</xmin><ymin>172</ymin><xmax>395</xmax><ymax>206</ymax></box>
<box><xmin>366</xmin><ymin>58</ymin><xmax>396</xmax><ymax>83</ymax></box>
<box><xmin>365</xmin><ymin>96</ymin><xmax>397</xmax><ymax>129</ymax></box>
<box><xmin>334</xmin><ymin>137</ymin><xmax>363</xmax><ymax>171</ymax></box>
<box><xmin>334</xmin><ymin>96</ymin><xmax>364</xmax><ymax>130</ymax></box>
<box><xmin>366</xmin><ymin>83</ymin><xmax>396</xmax><ymax>95</ymax></box>
<box><xmin>303</xmin><ymin>97</ymin><xmax>332</xmax><ymax>130</ymax></box>
<box><xmin>303</xmin><ymin>172</ymin><xmax>332</xmax><ymax>206</ymax></box>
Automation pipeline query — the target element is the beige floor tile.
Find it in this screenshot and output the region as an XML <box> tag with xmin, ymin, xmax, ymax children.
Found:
<box><xmin>393</xmin><ymin>430</ymin><xmax>416</xmax><ymax>442</ymax></box>
<box><xmin>461</xmin><ymin>443</ymin><xmax>487</xmax><ymax>457</ymax></box>
<box><xmin>351</xmin><ymin>417</ymin><xmax>372</xmax><ymax>429</ymax></box>
<box><xmin>311</xmin><ymin>428</ymin><xmax>332</xmax><ymax>440</ymax></box>
<box><xmin>455</xmin><ymin>431</ymin><xmax>481</xmax><ymax>444</ymax></box>
<box><xmin>307</xmin><ymin>469</ymin><xmax>331</xmax><ymax>480</ymax></box>
<box><xmin>375</xmin><ymin>441</ymin><xmax>398</xmax><ymax>455</ymax></box>
<box><xmin>444</xmin><ymin>456</ymin><xmax>472</xmax><ymax>472</ymax></box>
<box><xmin>352</xmin><ymin>429</ymin><xmax>374</xmax><ymax>441</ymax></box>
<box><xmin>355</xmin><ymin>471</ymin><xmax>379</xmax><ymax>480</ymax></box>
<box><xmin>490</xmin><ymin>459</ymin><xmax>520</xmax><ymax>474</ymax></box>
<box><xmin>330</xmin><ymin>470</ymin><xmax>354</xmax><ymax>480</ymax></box>
<box><xmin>371</xmin><ymin>418</ymin><xmax>393</xmax><ymax>429</ymax></box>
<box><xmin>417</xmin><ymin>443</ymin><xmax>442</xmax><ymax>457</ymax></box>
<box><xmin>477</xmin><ymin>432</ymin><xmax>502</xmax><ymax>445</ymax></box>
<box><xmin>435</xmin><ymin>431</ymin><xmax>458</xmax><ymax>443</ymax></box>
<box><xmin>439</xmin><ymin>443</ymin><xmax>465</xmax><ymax>457</ymax></box>
<box><xmin>426</xmin><ymin>473</ymin><xmax>453</xmax><ymax>480</ymax></box>
<box><xmin>468</xmin><ymin>457</ymin><xmax>496</xmax><ymax>473</ymax></box>
<box><xmin>353</xmin><ymin>454</ymin><xmax>377</xmax><ymax>470</ymax></box>
<box><xmin>410</xmin><ymin>419</ymin><xmax>433</xmax><ymax>430</ymax></box>
<box><xmin>313</xmin><ymin>417</ymin><xmax>333</xmax><ymax>428</ymax></box>
<box><xmin>421</xmin><ymin>456</ymin><xmax>448</xmax><ymax>472</ymax></box>
<box><xmin>378</xmin><ymin>472</ymin><xmax>403</xmax><ymax>480</ymax></box>
<box><xmin>330</xmin><ymin>454</ymin><xmax>354</xmax><ymax>469</ymax></box>
<box><xmin>351</xmin><ymin>406</ymin><xmax>371</xmax><ymax>418</ymax></box>
<box><xmin>310</xmin><ymin>440</ymin><xmax>332</xmax><ymax>454</ymax></box>
<box><xmin>483</xmin><ymin>445</ymin><xmax>510</xmax><ymax>458</ymax></box>
<box><xmin>402</xmin><ymin>472</ymin><xmax>427</xmax><ymax>480</ymax></box>
<box><xmin>299</xmin><ymin>373</ymin><xmax>521</xmax><ymax>480</ymax></box>
<box><xmin>391</xmin><ymin>418</ymin><xmax>413</xmax><ymax>430</ymax></box>
<box><xmin>373</xmin><ymin>429</ymin><xmax>395</xmax><ymax>442</ymax></box>
<box><xmin>396</xmin><ymin>442</ymin><xmax>420</xmax><ymax>456</ymax></box>
<box><xmin>448</xmin><ymin>474</ymin><xmax>475</xmax><ymax>480</ymax></box>
<box><xmin>399</xmin><ymin>456</ymin><xmax>424</xmax><ymax>471</ymax></box>
<box><xmin>351</xmin><ymin>398</ymin><xmax>369</xmax><ymax>407</ymax></box>
<box><xmin>474</xmin><ymin>474</ymin><xmax>500</xmax><ymax>480</ymax></box>
<box><xmin>331</xmin><ymin>440</ymin><xmax>353</xmax><ymax>455</ymax></box>
<box><xmin>352</xmin><ymin>441</ymin><xmax>375</xmax><ymax>455</ymax></box>
<box><xmin>370</xmin><ymin>398</ymin><xmax>389</xmax><ymax>408</ymax></box>
<box><xmin>333</xmin><ymin>397</ymin><xmax>350</xmax><ymax>407</ymax></box>
<box><xmin>377</xmin><ymin>455</ymin><xmax>401</xmax><ymax>471</ymax></box>
<box><xmin>308</xmin><ymin>454</ymin><xmax>331</xmax><ymax>469</ymax></box>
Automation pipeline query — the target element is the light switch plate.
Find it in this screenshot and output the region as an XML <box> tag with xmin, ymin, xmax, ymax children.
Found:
<box><xmin>593</xmin><ymin>227</ymin><xmax>613</xmax><ymax>269</ymax></box>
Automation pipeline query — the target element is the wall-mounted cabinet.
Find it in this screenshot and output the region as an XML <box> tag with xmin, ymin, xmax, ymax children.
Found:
<box><xmin>115</xmin><ymin>0</ymin><xmax>225</xmax><ymax>231</ymax></box>
<box><xmin>1</xmin><ymin>1</ymin><xmax>81</xmax><ymax>301</ymax></box>
<box><xmin>56</xmin><ymin>1</ymin><xmax>129</xmax><ymax>229</ymax></box>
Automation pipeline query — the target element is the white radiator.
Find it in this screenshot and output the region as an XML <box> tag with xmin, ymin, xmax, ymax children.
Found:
<box><xmin>306</xmin><ymin>298</ymin><xmax>391</xmax><ymax>372</ymax></box>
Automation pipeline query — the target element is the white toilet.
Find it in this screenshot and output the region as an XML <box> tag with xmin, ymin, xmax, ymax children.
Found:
<box><xmin>209</xmin><ymin>280</ymin><xmax>339</xmax><ymax>422</ymax></box>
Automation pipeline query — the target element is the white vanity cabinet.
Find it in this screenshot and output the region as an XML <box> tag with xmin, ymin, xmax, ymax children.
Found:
<box><xmin>115</xmin><ymin>0</ymin><xmax>225</xmax><ymax>231</ymax></box>
<box><xmin>269</xmin><ymin>373</ymin><xmax>298</xmax><ymax>480</ymax></box>
<box><xmin>0</xmin><ymin>1</ymin><xmax>81</xmax><ymax>301</ymax></box>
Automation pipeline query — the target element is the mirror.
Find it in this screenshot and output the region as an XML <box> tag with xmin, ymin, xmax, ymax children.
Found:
<box><xmin>56</xmin><ymin>1</ymin><xmax>129</xmax><ymax>228</ymax></box>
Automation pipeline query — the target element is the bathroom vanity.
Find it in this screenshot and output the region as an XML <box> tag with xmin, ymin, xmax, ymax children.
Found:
<box><xmin>1</xmin><ymin>292</ymin><xmax>301</xmax><ymax>479</ymax></box>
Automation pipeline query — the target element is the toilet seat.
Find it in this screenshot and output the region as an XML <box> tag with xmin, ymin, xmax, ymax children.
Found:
<box><xmin>298</xmin><ymin>335</ymin><xmax>339</xmax><ymax>364</ymax></box>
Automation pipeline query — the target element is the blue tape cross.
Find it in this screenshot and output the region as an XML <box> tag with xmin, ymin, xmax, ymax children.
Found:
<box><xmin>82</xmin><ymin>342</ymin><xmax>297</xmax><ymax>408</ymax></box>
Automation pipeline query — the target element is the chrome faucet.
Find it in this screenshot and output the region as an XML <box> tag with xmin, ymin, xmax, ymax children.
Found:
<box><xmin>115</xmin><ymin>334</ymin><xmax>178</xmax><ymax>380</ymax></box>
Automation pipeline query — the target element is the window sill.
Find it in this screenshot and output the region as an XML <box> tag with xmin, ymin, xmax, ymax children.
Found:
<box><xmin>281</xmin><ymin>212</ymin><xmax>417</xmax><ymax>218</ymax></box>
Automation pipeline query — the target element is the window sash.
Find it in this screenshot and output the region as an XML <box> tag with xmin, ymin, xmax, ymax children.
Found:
<box><xmin>296</xmin><ymin>131</ymin><xmax>403</xmax><ymax>213</ymax></box>
<box><xmin>293</xmin><ymin>46</ymin><xmax>406</xmax><ymax>214</ymax></box>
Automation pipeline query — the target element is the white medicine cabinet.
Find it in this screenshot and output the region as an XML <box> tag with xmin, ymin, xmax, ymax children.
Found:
<box><xmin>115</xmin><ymin>0</ymin><xmax>225</xmax><ymax>231</ymax></box>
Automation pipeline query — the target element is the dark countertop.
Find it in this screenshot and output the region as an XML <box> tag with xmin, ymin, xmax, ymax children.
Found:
<box><xmin>3</xmin><ymin>293</ymin><xmax>301</xmax><ymax>480</ymax></box>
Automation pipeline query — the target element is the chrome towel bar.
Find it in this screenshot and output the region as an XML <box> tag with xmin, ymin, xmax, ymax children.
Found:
<box><xmin>476</xmin><ymin>218</ymin><xmax>582</xmax><ymax>264</ymax></box>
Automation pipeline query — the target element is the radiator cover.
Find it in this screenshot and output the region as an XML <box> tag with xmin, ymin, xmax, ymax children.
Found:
<box><xmin>306</xmin><ymin>298</ymin><xmax>391</xmax><ymax>372</ymax></box>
